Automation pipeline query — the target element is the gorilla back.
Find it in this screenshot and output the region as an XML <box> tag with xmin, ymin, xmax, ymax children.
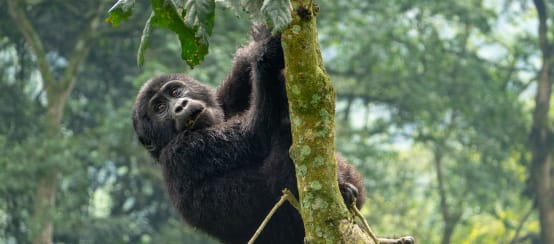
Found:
<box><xmin>132</xmin><ymin>26</ymin><xmax>364</xmax><ymax>244</ymax></box>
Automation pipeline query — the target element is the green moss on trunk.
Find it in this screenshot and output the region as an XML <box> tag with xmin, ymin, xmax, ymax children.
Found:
<box><xmin>281</xmin><ymin>1</ymin><xmax>375</xmax><ymax>243</ymax></box>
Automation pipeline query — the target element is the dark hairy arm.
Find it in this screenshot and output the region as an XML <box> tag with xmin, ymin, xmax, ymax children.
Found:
<box><xmin>244</xmin><ymin>26</ymin><xmax>286</xmax><ymax>135</ymax></box>
<box><xmin>159</xmin><ymin>122</ymin><xmax>266</xmax><ymax>182</ymax></box>
<box><xmin>216</xmin><ymin>25</ymin><xmax>286</xmax><ymax>123</ymax></box>
<box><xmin>216</xmin><ymin>52</ymin><xmax>252</xmax><ymax>119</ymax></box>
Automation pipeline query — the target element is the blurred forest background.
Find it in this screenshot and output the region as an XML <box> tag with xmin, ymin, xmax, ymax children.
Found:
<box><xmin>1</xmin><ymin>0</ymin><xmax>553</xmax><ymax>243</ymax></box>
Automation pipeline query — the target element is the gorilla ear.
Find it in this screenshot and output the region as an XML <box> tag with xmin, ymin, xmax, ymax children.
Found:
<box><xmin>138</xmin><ymin>137</ymin><xmax>157</xmax><ymax>152</ymax></box>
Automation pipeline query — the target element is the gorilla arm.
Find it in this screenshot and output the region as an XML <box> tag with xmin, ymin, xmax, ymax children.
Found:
<box><xmin>216</xmin><ymin>26</ymin><xmax>285</xmax><ymax>122</ymax></box>
<box><xmin>159</xmin><ymin>123</ymin><xmax>267</xmax><ymax>182</ymax></box>
<box><xmin>216</xmin><ymin>51</ymin><xmax>252</xmax><ymax>119</ymax></box>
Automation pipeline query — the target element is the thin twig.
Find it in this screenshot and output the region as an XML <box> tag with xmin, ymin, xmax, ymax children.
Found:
<box><xmin>248</xmin><ymin>189</ymin><xmax>297</xmax><ymax>244</ymax></box>
<box><xmin>350</xmin><ymin>201</ymin><xmax>379</xmax><ymax>244</ymax></box>
<box><xmin>283</xmin><ymin>188</ymin><xmax>300</xmax><ymax>210</ymax></box>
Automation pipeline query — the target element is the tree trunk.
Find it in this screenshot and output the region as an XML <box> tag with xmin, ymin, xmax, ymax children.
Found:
<box><xmin>530</xmin><ymin>1</ymin><xmax>554</xmax><ymax>243</ymax></box>
<box><xmin>432</xmin><ymin>146</ymin><xmax>460</xmax><ymax>244</ymax></box>
<box><xmin>441</xmin><ymin>222</ymin><xmax>455</xmax><ymax>244</ymax></box>
<box><xmin>282</xmin><ymin>1</ymin><xmax>375</xmax><ymax>243</ymax></box>
<box><xmin>33</xmin><ymin>169</ymin><xmax>57</xmax><ymax>244</ymax></box>
<box><xmin>31</xmin><ymin>92</ymin><xmax>68</xmax><ymax>244</ymax></box>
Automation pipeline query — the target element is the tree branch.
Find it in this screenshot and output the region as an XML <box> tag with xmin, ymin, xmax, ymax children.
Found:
<box><xmin>7</xmin><ymin>0</ymin><xmax>55</xmax><ymax>87</ymax></box>
<box><xmin>248</xmin><ymin>189</ymin><xmax>299</xmax><ymax>244</ymax></box>
<box><xmin>350</xmin><ymin>202</ymin><xmax>379</xmax><ymax>243</ymax></box>
<box><xmin>60</xmin><ymin>1</ymin><xmax>109</xmax><ymax>90</ymax></box>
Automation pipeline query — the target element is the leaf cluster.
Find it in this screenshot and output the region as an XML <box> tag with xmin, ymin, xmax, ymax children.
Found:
<box><xmin>107</xmin><ymin>0</ymin><xmax>292</xmax><ymax>68</ymax></box>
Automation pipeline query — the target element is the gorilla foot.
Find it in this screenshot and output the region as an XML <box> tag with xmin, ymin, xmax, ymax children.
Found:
<box><xmin>339</xmin><ymin>182</ymin><xmax>359</xmax><ymax>206</ymax></box>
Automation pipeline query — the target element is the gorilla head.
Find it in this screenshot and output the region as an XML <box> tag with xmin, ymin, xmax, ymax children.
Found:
<box><xmin>132</xmin><ymin>73</ymin><xmax>224</xmax><ymax>158</ymax></box>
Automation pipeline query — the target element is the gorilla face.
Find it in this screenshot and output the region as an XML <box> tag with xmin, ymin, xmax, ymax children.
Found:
<box><xmin>132</xmin><ymin>74</ymin><xmax>224</xmax><ymax>158</ymax></box>
<box><xmin>146</xmin><ymin>79</ymin><xmax>218</xmax><ymax>132</ymax></box>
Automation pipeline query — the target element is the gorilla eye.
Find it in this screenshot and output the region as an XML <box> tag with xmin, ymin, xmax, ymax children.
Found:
<box><xmin>138</xmin><ymin>137</ymin><xmax>156</xmax><ymax>152</ymax></box>
<box><xmin>153</xmin><ymin>103</ymin><xmax>167</xmax><ymax>113</ymax></box>
<box><xmin>170</xmin><ymin>87</ymin><xmax>183</xmax><ymax>97</ymax></box>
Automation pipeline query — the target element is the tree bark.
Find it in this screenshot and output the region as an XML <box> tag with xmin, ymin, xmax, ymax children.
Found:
<box><xmin>281</xmin><ymin>1</ymin><xmax>375</xmax><ymax>243</ymax></box>
<box><xmin>530</xmin><ymin>1</ymin><xmax>554</xmax><ymax>244</ymax></box>
<box><xmin>432</xmin><ymin>146</ymin><xmax>460</xmax><ymax>244</ymax></box>
<box><xmin>7</xmin><ymin>1</ymin><xmax>105</xmax><ymax>243</ymax></box>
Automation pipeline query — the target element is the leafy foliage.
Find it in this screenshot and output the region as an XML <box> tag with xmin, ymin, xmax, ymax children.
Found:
<box><xmin>106</xmin><ymin>0</ymin><xmax>135</xmax><ymax>27</ymax></box>
<box><xmin>137</xmin><ymin>13</ymin><xmax>153</xmax><ymax>67</ymax></box>
<box><xmin>108</xmin><ymin>0</ymin><xmax>290</xmax><ymax>68</ymax></box>
<box><xmin>224</xmin><ymin>0</ymin><xmax>291</xmax><ymax>32</ymax></box>
<box><xmin>260</xmin><ymin>0</ymin><xmax>292</xmax><ymax>32</ymax></box>
<box><xmin>183</xmin><ymin>0</ymin><xmax>216</xmax><ymax>44</ymax></box>
<box><xmin>223</xmin><ymin>0</ymin><xmax>263</xmax><ymax>18</ymax></box>
<box><xmin>149</xmin><ymin>0</ymin><xmax>209</xmax><ymax>68</ymax></box>
<box><xmin>108</xmin><ymin>0</ymin><xmax>212</xmax><ymax>68</ymax></box>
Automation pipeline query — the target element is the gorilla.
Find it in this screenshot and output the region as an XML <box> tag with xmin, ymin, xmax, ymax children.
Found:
<box><xmin>132</xmin><ymin>26</ymin><xmax>365</xmax><ymax>244</ymax></box>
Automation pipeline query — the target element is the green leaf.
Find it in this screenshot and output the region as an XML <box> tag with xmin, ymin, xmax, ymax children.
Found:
<box><xmin>150</xmin><ymin>0</ymin><xmax>209</xmax><ymax>68</ymax></box>
<box><xmin>184</xmin><ymin>0</ymin><xmax>216</xmax><ymax>45</ymax></box>
<box><xmin>224</xmin><ymin>0</ymin><xmax>291</xmax><ymax>32</ymax></box>
<box><xmin>260</xmin><ymin>0</ymin><xmax>291</xmax><ymax>32</ymax></box>
<box><xmin>224</xmin><ymin>0</ymin><xmax>263</xmax><ymax>19</ymax></box>
<box><xmin>137</xmin><ymin>13</ymin><xmax>154</xmax><ymax>68</ymax></box>
<box><xmin>106</xmin><ymin>0</ymin><xmax>135</xmax><ymax>27</ymax></box>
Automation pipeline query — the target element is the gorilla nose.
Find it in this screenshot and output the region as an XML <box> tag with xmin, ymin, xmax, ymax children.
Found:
<box><xmin>174</xmin><ymin>99</ymin><xmax>189</xmax><ymax>114</ymax></box>
<box><xmin>173</xmin><ymin>98</ymin><xmax>205</xmax><ymax>122</ymax></box>
<box><xmin>173</xmin><ymin>99</ymin><xmax>205</xmax><ymax>131</ymax></box>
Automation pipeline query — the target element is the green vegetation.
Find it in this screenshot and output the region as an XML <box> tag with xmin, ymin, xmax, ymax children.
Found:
<box><xmin>1</xmin><ymin>0</ymin><xmax>552</xmax><ymax>243</ymax></box>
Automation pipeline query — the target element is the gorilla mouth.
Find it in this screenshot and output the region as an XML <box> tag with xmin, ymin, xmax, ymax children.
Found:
<box><xmin>184</xmin><ymin>109</ymin><xmax>204</xmax><ymax>129</ymax></box>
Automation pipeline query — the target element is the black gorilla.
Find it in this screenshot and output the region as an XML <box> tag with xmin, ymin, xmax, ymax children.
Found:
<box><xmin>132</xmin><ymin>26</ymin><xmax>364</xmax><ymax>244</ymax></box>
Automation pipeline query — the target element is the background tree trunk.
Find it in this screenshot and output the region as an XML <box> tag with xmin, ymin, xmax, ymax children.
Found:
<box><xmin>7</xmin><ymin>0</ymin><xmax>105</xmax><ymax>243</ymax></box>
<box><xmin>432</xmin><ymin>145</ymin><xmax>462</xmax><ymax>244</ymax></box>
<box><xmin>530</xmin><ymin>1</ymin><xmax>554</xmax><ymax>243</ymax></box>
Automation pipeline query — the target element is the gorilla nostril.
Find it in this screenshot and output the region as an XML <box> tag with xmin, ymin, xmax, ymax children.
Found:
<box><xmin>181</xmin><ymin>99</ymin><xmax>188</xmax><ymax>107</ymax></box>
<box><xmin>175</xmin><ymin>106</ymin><xmax>183</xmax><ymax>113</ymax></box>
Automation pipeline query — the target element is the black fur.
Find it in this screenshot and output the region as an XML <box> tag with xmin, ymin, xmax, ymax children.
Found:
<box><xmin>132</xmin><ymin>26</ymin><xmax>364</xmax><ymax>244</ymax></box>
